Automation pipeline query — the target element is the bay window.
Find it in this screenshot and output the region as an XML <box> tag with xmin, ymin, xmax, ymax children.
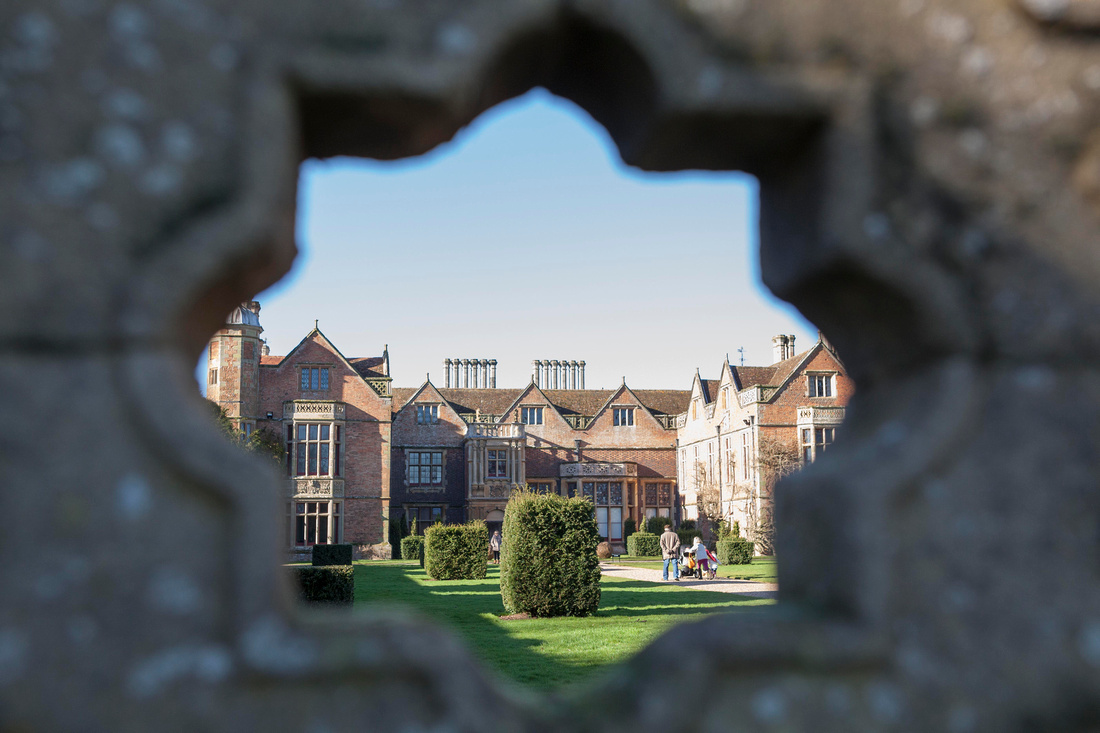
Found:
<box><xmin>286</xmin><ymin>422</ymin><xmax>342</xmax><ymax>477</ymax></box>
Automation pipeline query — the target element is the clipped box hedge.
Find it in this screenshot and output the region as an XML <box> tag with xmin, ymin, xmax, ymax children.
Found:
<box><xmin>627</xmin><ymin>532</ymin><xmax>661</xmax><ymax>557</ymax></box>
<box><xmin>716</xmin><ymin>538</ymin><xmax>754</xmax><ymax>565</ymax></box>
<box><xmin>290</xmin><ymin>565</ymin><xmax>354</xmax><ymax>605</ymax></box>
<box><xmin>500</xmin><ymin>490</ymin><xmax>601</xmax><ymax>618</ymax></box>
<box><xmin>401</xmin><ymin>536</ymin><xmax>425</xmax><ymax>567</ymax></box>
<box><xmin>311</xmin><ymin>543</ymin><xmax>353</xmax><ymax>566</ymax></box>
<box><xmin>424</xmin><ymin>521</ymin><xmax>489</xmax><ymax>580</ymax></box>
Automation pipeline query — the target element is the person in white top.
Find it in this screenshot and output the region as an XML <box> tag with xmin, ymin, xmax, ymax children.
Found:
<box><xmin>692</xmin><ymin>537</ymin><xmax>711</xmax><ymax>580</ymax></box>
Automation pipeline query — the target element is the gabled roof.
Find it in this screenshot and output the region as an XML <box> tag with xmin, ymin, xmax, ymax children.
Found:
<box><xmin>731</xmin><ymin>366</ymin><xmax>776</xmax><ymax>389</ymax></box>
<box><xmin>348</xmin><ymin>357</ymin><xmax>386</xmax><ymax>379</ymax></box>
<box><xmin>440</xmin><ymin>388</ymin><xmax>526</xmax><ymax>417</ymax></box>
<box><xmin>701</xmin><ymin>379</ymin><xmax>722</xmax><ymax>404</ymax></box>
<box><xmin>258</xmin><ymin>327</ymin><xmax>390</xmax><ymax>398</ymax></box>
<box><xmin>631</xmin><ymin>389</ymin><xmax>692</xmax><ymax>416</ymax></box>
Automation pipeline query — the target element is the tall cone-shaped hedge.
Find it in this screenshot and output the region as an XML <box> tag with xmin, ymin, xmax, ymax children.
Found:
<box><xmin>499</xmin><ymin>490</ymin><xmax>601</xmax><ymax>617</ymax></box>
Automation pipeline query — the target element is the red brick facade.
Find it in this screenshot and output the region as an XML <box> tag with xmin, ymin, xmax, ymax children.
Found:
<box><xmin>207</xmin><ymin>303</ymin><xmax>851</xmax><ymax>554</ymax></box>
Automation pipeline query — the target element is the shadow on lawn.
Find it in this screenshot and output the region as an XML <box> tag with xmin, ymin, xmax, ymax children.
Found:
<box><xmin>353</xmin><ymin>563</ymin><xmax>584</xmax><ymax>685</ymax></box>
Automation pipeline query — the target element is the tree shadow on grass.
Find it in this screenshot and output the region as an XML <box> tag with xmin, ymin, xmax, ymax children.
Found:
<box><xmin>353</xmin><ymin>563</ymin><xmax>591</xmax><ymax>688</ymax></box>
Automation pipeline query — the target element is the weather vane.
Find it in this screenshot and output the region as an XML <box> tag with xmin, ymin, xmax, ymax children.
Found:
<box><xmin>737</xmin><ymin>347</ymin><xmax>745</xmax><ymax>366</ymax></box>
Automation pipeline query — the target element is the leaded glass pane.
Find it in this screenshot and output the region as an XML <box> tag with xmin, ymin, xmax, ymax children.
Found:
<box><xmin>609</xmin><ymin>482</ymin><xmax>622</xmax><ymax>506</ymax></box>
<box><xmin>319</xmin><ymin>368</ymin><xmax>329</xmax><ymax>390</ymax></box>
<box><xmin>658</xmin><ymin>484</ymin><xmax>671</xmax><ymax>506</ymax></box>
<box><xmin>582</xmin><ymin>482</ymin><xmax>594</xmax><ymax>500</ymax></box>
<box><xmin>645</xmin><ymin>485</ymin><xmax>658</xmax><ymax>505</ymax></box>
<box><xmin>596</xmin><ymin>482</ymin><xmax>609</xmax><ymax>506</ymax></box>
<box><xmin>409</xmin><ymin>453</ymin><xmax>419</xmax><ymax>465</ymax></box>
<box><xmin>309</xmin><ymin>424</ymin><xmax>317</xmax><ymax>440</ymax></box>
<box><xmin>320</xmin><ymin>425</ymin><xmax>329</xmax><ymax>440</ymax></box>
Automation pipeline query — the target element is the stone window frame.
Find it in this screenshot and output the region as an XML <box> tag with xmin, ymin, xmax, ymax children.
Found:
<box><xmin>415</xmin><ymin>403</ymin><xmax>439</xmax><ymax>425</ymax></box>
<box><xmin>405</xmin><ymin>504</ymin><xmax>444</xmax><ymax>534</ymax></box>
<box><xmin>612</xmin><ymin>406</ymin><xmax>635</xmax><ymax>427</ymax></box>
<box><xmin>806</xmin><ymin>371</ymin><xmax>836</xmax><ymax>398</ymax></box>
<box><xmin>286</xmin><ymin>421</ymin><xmax>343</xmax><ymax>478</ymax></box>
<box><xmin>486</xmin><ymin>448</ymin><xmax>509</xmax><ymax>478</ymax></box>
<box><xmin>800</xmin><ymin>425</ymin><xmax>835</xmax><ymax>464</ymax></box>
<box><xmin>289</xmin><ymin>499</ymin><xmax>342</xmax><ymax>547</ymax></box>
<box><xmin>407</xmin><ymin>450</ymin><xmax>443</xmax><ymax>487</ymax></box>
<box><xmin>520</xmin><ymin>405</ymin><xmax>544</xmax><ymax>425</ymax></box>
<box><xmin>299</xmin><ymin>364</ymin><xmax>331</xmax><ymax>392</ymax></box>
<box><xmin>208</xmin><ymin>367</ymin><xmax>218</xmax><ymax>386</ymax></box>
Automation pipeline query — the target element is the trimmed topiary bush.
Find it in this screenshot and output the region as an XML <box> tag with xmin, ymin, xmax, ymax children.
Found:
<box><xmin>311</xmin><ymin>543</ymin><xmax>353</xmax><ymax>566</ymax></box>
<box><xmin>424</xmin><ymin>521</ymin><xmax>489</xmax><ymax>580</ymax></box>
<box><xmin>290</xmin><ymin>565</ymin><xmax>354</xmax><ymax>605</ymax></box>
<box><xmin>646</xmin><ymin>515</ymin><xmax>672</xmax><ymax>535</ymax></box>
<box><xmin>716</xmin><ymin>538</ymin><xmax>754</xmax><ymax>565</ymax></box>
<box><xmin>627</xmin><ymin>531</ymin><xmax>661</xmax><ymax>557</ymax></box>
<box><xmin>596</xmin><ymin>541</ymin><xmax>612</xmax><ymax>559</ymax></box>
<box><xmin>500</xmin><ymin>490</ymin><xmax>601</xmax><ymax>617</ymax></box>
<box><xmin>401</xmin><ymin>536</ymin><xmax>425</xmax><ymax>567</ymax></box>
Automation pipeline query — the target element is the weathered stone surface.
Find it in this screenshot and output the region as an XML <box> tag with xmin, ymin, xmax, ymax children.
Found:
<box><xmin>4</xmin><ymin>0</ymin><xmax>1100</xmax><ymax>730</ymax></box>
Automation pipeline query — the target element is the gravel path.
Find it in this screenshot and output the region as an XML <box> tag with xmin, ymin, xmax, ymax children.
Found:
<box><xmin>600</xmin><ymin>562</ymin><xmax>778</xmax><ymax>599</ymax></box>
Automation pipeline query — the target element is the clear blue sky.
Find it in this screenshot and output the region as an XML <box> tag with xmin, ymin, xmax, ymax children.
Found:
<box><xmin>221</xmin><ymin>88</ymin><xmax>815</xmax><ymax>391</ymax></box>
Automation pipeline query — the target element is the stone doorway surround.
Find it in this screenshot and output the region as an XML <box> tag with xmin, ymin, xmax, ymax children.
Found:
<box><xmin>4</xmin><ymin>0</ymin><xmax>1100</xmax><ymax>731</ymax></box>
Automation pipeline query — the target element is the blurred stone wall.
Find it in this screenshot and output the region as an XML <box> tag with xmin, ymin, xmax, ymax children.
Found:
<box><xmin>2</xmin><ymin>0</ymin><xmax>1099</xmax><ymax>730</ymax></box>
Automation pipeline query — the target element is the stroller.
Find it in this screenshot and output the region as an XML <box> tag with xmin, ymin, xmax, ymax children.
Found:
<box><xmin>679</xmin><ymin>545</ymin><xmax>718</xmax><ymax>580</ymax></box>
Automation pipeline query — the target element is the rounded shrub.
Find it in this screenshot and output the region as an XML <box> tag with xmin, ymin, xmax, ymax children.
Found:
<box><xmin>499</xmin><ymin>490</ymin><xmax>601</xmax><ymax>617</ymax></box>
<box><xmin>596</xmin><ymin>541</ymin><xmax>612</xmax><ymax>559</ymax></box>
<box><xmin>716</xmin><ymin>538</ymin><xmax>754</xmax><ymax>565</ymax></box>
<box><xmin>424</xmin><ymin>521</ymin><xmax>489</xmax><ymax>580</ymax></box>
<box><xmin>400</xmin><ymin>536</ymin><xmax>425</xmax><ymax>567</ymax></box>
<box><xmin>627</xmin><ymin>531</ymin><xmax>660</xmax><ymax>557</ymax></box>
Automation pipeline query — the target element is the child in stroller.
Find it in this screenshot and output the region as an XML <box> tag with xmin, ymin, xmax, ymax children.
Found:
<box><xmin>679</xmin><ymin>543</ymin><xmax>720</xmax><ymax>579</ymax></box>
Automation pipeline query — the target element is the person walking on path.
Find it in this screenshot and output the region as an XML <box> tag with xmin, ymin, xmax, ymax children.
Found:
<box><xmin>489</xmin><ymin>530</ymin><xmax>501</xmax><ymax>564</ymax></box>
<box><xmin>692</xmin><ymin>536</ymin><xmax>711</xmax><ymax>580</ymax></box>
<box><xmin>659</xmin><ymin>524</ymin><xmax>681</xmax><ymax>581</ymax></box>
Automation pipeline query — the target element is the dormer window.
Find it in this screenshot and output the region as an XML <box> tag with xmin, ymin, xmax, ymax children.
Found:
<box><xmin>520</xmin><ymin>406</ymin><xmax>543</xmax><ymax>425</ymax></box>
<box><xmin>808</xmin><ymin>373</ymin><xmax>834</xmax><ymax>398</ymax></box>
<box><xmin>613</xmin><ymin>407</ymin><xmax>634</xmax><ymax>427</ymax></box>
<box><xmin>300</xmin><ymin>366</ymin><xmax>330</xmax><ymax>391</ymax></box>
<box><xmin>416</xmin><ymin>404</ymin><xmax>439</xmax><ymax>424</ymax></box>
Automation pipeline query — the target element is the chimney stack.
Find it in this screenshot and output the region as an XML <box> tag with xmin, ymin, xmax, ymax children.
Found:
<box><xmin>489</xmin><ymin>359</ymin><xmax>497</xmax><ymax>388</ymax></box>
<box><xmin>772</xmin><ymin>335</ymin><xmax>789</xmax><ymax>364</ymax></box>
<box><xmin>579</xmin><ymin>360</ymin><xmax>586</xmax><ymax>389</ymax></box>
<box><xmin>444</xmin><ymin>359</ymin><xmax>452</xmax><ymax>388</ymax></box>
<box><xmin>787</xmin><ymin>334</ymin><xmax>796</xmax><ymax>360</ymax></box>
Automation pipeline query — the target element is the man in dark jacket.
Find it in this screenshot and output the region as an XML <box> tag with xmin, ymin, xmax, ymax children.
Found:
<box><xmin>660</xmin><ymin>524</ymin><xmax>681</xmax><ymax>581</ymax></box>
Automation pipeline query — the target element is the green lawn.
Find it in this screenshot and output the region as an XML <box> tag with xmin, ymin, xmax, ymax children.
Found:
<box><xmin>605</xmin><ymin>555</ymin><xmax>778</xmax><ymax>582</ymax></box>
<box><xmin>354</xmin><ymin>561</ymin><xmax>773</xmax><ymax>689</ymax></box>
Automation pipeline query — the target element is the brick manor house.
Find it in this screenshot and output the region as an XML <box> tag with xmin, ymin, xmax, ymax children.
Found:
<box><xmin>206</xmin><ymin>302</ymin><xmax>852</xmax><ymax>556</ymax></box>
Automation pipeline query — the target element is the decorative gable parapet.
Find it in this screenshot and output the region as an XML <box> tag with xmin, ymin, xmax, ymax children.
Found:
<box><xmin>559</xmin><ymin>462</ymin><xmax>638</xmax><ymax>477</ymax></box>
<box><xmin>797</xmin><ymin>406</ymin><xmax>845</xmax><ymax>425</ymax></box>
<box><xmin>284</xmin><ymin>400</ymin><xmax>345</xmax><ymax>420</ymax></box>
<box><xmin>466</xmin><ymin>423</ymin><xmax>525</xmax><ymax>440</ymax></box>
<box><xmin>459</xmin><ymin>412</ymin><xmax>502</xmax><ymax>424</ymax></box>
<box><xmin>564</xmin><ymin>414</ymin><xmax>593</xmax><ymax>430</ymax></box>
<box><xmin>738</xmin><ymin>385</ymin><xmax>778</xmax><ymax>406</ymax></box>
<box><xmin>654</xmin><ymin>414</ymin><xmax>678</xmax><ymax>430</ymax></box>
<box><xmin>365</xmin><ymin>377</ymin><xmax>391</xmax><ymax>398</ymax></box>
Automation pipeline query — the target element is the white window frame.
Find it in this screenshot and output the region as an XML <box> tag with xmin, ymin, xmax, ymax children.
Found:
<box><xmin>520</xmin><ymin>406</ymin><xmax>544</xmax><ymax>425</ymax></box>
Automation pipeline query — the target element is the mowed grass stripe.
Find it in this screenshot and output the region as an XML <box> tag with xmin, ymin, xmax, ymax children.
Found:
<box><xmin>353</xmin><ymin>561</ymin><xmax>773</xmax><ymax>689</ymax></box>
